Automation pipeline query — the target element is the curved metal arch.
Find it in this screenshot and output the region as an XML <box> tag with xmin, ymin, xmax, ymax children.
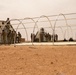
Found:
<box><xmin>23</xmin><ymin>17</ymin><xmax>38</xmax><ymax>45</ymax></box>
<box><xmin>13</xmin><ymin>19</ymin><xmax>28</xmax><ymax>41</ymax></box>
<box><xmin>23</xmin><ymin>17</ymin><xmax>39</xmax><ymax>33</ymax></box>
<box><xmin>56</xmin><ymin>26</ymin><xmax>64</xmax><ymax>39</ymax></box>
<box><xmin>33</xmin><ymin>15</ymin><xmax>53</xmax><ymax>33</ymax></box>
<box><xmin>68</xmin><ymin>25</ymin><xmax>73</xmax><ymax>38</ymax></box>
<box><xmin>64</xmin><ymin>26</ymin><xmax>73</xmax><ymax>39</ymax></box>
<box><xmin>56</xmin><ymin>26</ymin><xmax>73</xmax><ymax>40</ymax></box>
<box><xmin>33</xmin><ymin>15</ymin><xmax>53</xmax><ymax>42</ymax></box>
<box><xmin>53</xmin><ymin>13</ymin><xmax>69</xmax><ymax>44</ymax></box>
<box><xmin>64</xmin><ymin>29</ymin><xmax>68</xmax><ymax>39</ymax></box>
<box><xmin>54</xmin><ymin>13</ymin><xmax>68</xmax><ymax>29</ymax></box>
<box><xmin>4</xmin><ymin>19</ymin><xmax>28</xmax><ymax>44</ymax></box>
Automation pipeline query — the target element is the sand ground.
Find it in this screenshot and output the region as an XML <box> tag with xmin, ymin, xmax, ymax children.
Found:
<box><xmin>0</xmin><ymin>45</ymin><xmax>76</xmax><ymax>75</ymax></box>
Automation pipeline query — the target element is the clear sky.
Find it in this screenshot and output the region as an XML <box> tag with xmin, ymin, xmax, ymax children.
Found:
<box><xmin>0</xmin><ymin>0</ymin><xmax>76</xmax><ymax>20</ymax></box>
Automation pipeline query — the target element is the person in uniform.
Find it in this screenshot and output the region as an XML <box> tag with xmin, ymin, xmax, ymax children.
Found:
<box><xmin>11</xmin><ymin>31</ymin><xmax>15</xmax><ymax>44</ymax></box>
<box><xmin>40</xmin><ymin>28</ymin><xmax>45</xmax><ymax>42</ymax></box>
<box><xmin>1</xmin><ymin>30</ymin><xmax>7</xmax><ymax>44</ymax></box>
<box><xmin>0</xmin><ymin>26</ymin><xmax>2</xmax><ymax>44</ymax></box>
<box><xmin>35</xmin><ymin>32</ymin><xmax>39</xmax><ymax>42</ymax></box>
<box><xmin>47</xmin><ymin>33</ymin><xmax>50</xmax><ymax>42</ymax></box>
<box><xmin>17</xmin><ymin>32</ymin><xmax>22</xmax><ymax>43</ymax></box>
<box><xmin>7</xmin><ymin>30</ymin><xmax>11</xmax><ymax>44</ymax></box>
<box><xmin>55</xmin><ymin>34</ymin><xmax>58</xmax><ymax>41</ymax></box>
<box><xmin>6</xmin><ymin>18</ymin><xmax>10</xmax><ymax>24</ymax></box>
<box><xmin>45</xmin><ymin>33</ymin><xmax>48</xmax><ymax>42</ymax></box>
<box><xmin>31</xmin><ymin>33</ymin><xmax>35</xmax><ymax>42</ymax></box>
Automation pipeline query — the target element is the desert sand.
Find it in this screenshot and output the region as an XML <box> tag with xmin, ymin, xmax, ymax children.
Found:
<box><xmin>0</xmin><ymin>45</ymin><xmax>76</xmax><ymax>75</ymax></box>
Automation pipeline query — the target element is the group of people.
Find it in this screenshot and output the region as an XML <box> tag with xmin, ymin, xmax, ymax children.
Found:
<box><xmin>1</xmin><ymin>30</ymin><xmax>22</xmax><ymax>44</ymax></box>
<box><xmin>31</xmin><ymin>32</ymin><xmax>58</xmax><ymax>42</ymax></box>
<box><xmin>31</xmin><ymin>28</ymin><xmax>58</xmax><ymax>42</ymax></box>
<box><xmin>0</xmin><ymin>18</ymin><xmax>22</xmax><ymax>44</ymax></box>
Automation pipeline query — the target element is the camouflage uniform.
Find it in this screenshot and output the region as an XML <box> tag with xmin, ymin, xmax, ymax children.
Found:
<box><xmin>47</xmin><ymin>33</ymin><xmax>51</xmax><ymax>42</ymax></box>
<box><xmin>7</xmin><ymin>30</ymin><xmax>11</xmax><ymax>44</ymax></box>
<box><xmin>31</xmin><ymin>33</ymin><xmax>35</xmax><ymax>42</ymax></box>
<box><xmin>55</xmin><ymin>34</ymin><xmax>58</xmax><ymax>41</ymax></box>
<box><xmin>1</xmin><ymin>30</ymin><xmax>7</xmax><ymax>44</ymax></box>
<box><xmin>0</xmin><ymin>27</ymin><xmax>2</xmax><ymax>43</ymax></box>
<box><xmin>11</xmin><ymin>31</ymin><xmax>15</xmax><ymax>44</ymax></box>
<box><xmin>17</xmin><ymin>32</ymin><xmax>21</xmax><ymax>43</ymax></box>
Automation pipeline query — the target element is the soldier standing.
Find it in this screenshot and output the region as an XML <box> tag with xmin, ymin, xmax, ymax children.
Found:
<box><xmin>0</xmin><ymin>26</ymin><xmax>2</xmax><ymax>44</ymax></box>
<box><xmin>11</xmin><ymin>31</ymin><xmax>15</xmax><ymax>44</ymax></box>
<box><xmin>47</xmin><ymin>33</ymin><xmax>51</xmax><ymax>42</ymax></box>
<box><xmin>7</xmin><ymin>30</ymin><xmax>11</xmax><ymax>44</ymax></box>
<box><xmin>40</xmin><ymin>28</ymin><xmax>45</xmax><ymax>42</ymax></box>
<box><xmin>6</xmin><ymin>18</ymin><xmax>10</xmax><ymax>33</ymax></box>
<box><xmin>31</xmin><ymin>33</ymin><xmax>35</xmax><ymax>42</ymax></box>
<box><xmin>17</xmin><ymin>32</ymin><xmax>22</xmax><ymax>43</ymax></box>
<box><xmin>1</xmin><ymin>30</ymin><xmax>7</xmax><ymax>44</ymax></box>
<box><xmin>45</xmin><ymin>33</ymin><xmax>48</xmax><ymax>42</ymax></box>
<box><xmin>6</xmin><ymin>18</ymin><xmax>10</xmax><ymax>25</ymax></box>
<box><xmin>55</xmin><ymin>34</ymin><xmax>58</xmax><ymax>41</ymax></box>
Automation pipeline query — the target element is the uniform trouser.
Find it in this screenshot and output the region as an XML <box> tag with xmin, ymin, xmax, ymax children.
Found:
<box><xmin>2</xmin><ymin>37</ymin><xmax>7</xmax><ymax>44</ymax></box>
<box><xmin>11</xmin><ymin>38</ymin><xmax>14</xmax><ymax>44</ymax></box>
<box><xmin>8</xmin><ymin>37</ymin><xmax>11</xmax><ymax>44</ymax></box>
<box><xmin>0</xmin><ymin>34</ymin><xmax>1</xmax><ymax>43</ymax></box>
